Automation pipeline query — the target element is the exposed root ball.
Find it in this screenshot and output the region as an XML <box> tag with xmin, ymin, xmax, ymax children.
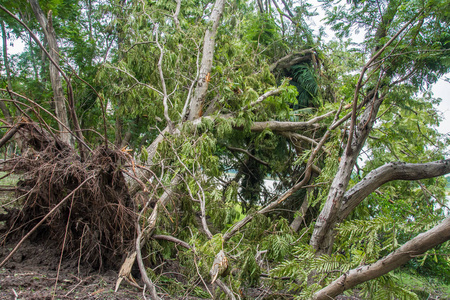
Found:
<box><xmin>6</xmin><ymin>135</ymin><xmax>136</xmax><ymax>270</ymax></box>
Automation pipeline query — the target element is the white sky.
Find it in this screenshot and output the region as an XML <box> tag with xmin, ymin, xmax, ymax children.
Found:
<box><xmin>434</xmin><ymin>78</ymin><xmax>450</xmax><ymax>134</ymax></box>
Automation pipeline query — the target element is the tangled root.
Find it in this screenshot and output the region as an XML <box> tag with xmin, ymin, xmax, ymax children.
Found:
<box><xmin>4</xmin><ymin>125</ymin><xmax>137</xmax><ymax>270</ymax></box>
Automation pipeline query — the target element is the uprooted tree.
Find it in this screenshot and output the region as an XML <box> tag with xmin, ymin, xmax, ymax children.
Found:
<box><xmin>0</xmin><ymin>0</ymin><xmax>450</xmax><ymax>298</ymax></box>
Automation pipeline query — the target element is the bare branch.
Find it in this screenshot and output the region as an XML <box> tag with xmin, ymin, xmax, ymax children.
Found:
<box><xmin>153</xmin><ymin>235</ymin><xmax>191</xmax><ymax>249</ymax></box>
<box><xmin>249</xmin><ymin>120</ymin><xmax>320</xmax><ymax>132</ymax></box>
<box><xmin>339</xmin><ymin>159</ymin><xmax>450</xmax><ymax>222</ymax></box>
<box><xmin>215</xmin><ymin>278</ymin><xmax>237</xmax><ymax>300</ymax></box>
<box><xmin>136</xmin><ymin>222</ymin><xmax>160</xmax><ymax>299</ymax></box>
<box><xmin>154</xmin><ymin>25</ymin><xmax>173</xmax><ymax>131</ymax></box>
<box><xmin>181</xmin><ymin>40</ymin><xmax>201</xmax><ymax>120</ymax></box>
<box><xmin>107</xmin><ymin>65</ymin><xmax>163</xmax><ymax>96</ymax></box>
<box><xmin>0</xmin><ymin>122</ymin><xmax>24</xmax><ymax>148</ymax></box>
<box><xmin>346</xmin><ymin>11</ymin><xmax>423</xmax><ymax>155</ymax></box>
<box><xmin>248</xmin><ymin>87</ymin><xmax>284</xmax><ymax>108</ymax></box>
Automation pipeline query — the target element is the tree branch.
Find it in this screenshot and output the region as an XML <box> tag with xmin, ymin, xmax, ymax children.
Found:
<box><xmin>173</xmin><ymin>0</ymin><xmax>181</xmax><ymax>29</ymax></box>
<box><xmin>269</xmin><ymin>49</ymin><xmax>315</xmax><ymax>72</ymax></box>
<box><xmin>313</xmin><ymin>216</ymin><xmax>450</xmax><ymax>300</ymax></box>
<box><xmin>187</xmin><ymin>0</ymin><xmax>225</xmax><ymax>120</ymax></box>
<box><xmin>339</xmin><ymin>159</ymin><xmax>450</xmax><ymax>222</ymax></box>
<box><xmin>248</xmin><ymin>87</ymin><xmax>283</xmax><ymax>108</ymax></box>
<box><xmin>0</xmin><ymin>123</ymin><xmax>24</xmax><ymax>148</ymax></box>
<box><xmin>223</xmin><ymin>105</ymin><xmax>345</xmax><ymax>242</ymax></box>
<box><xmin>346</xmin><ymin>10</ymin><xmax>422</xmax><ymax>156</ymax></box>
<box><xmin>108</xmin><ymin>65</ymin><xmax>163</xmax><ymax>96</ymax></box>
<box><xmin>154</xmin><ymin>25</ymin><xmax>173</xmax><ymax>131</ymax></box>
<box><xmin>153</xmin><ymin>235</ymin><xmax>191</xmax><ymax>249</ymax></box>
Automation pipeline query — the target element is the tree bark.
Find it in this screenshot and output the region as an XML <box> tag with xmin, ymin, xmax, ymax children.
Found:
<box><xmin>313</xmin><ymin>216</ymin><xmax>450</xmax><ymax>300</ymax></box>
<box><xmin>187</xmin><ymin>0</ymin><xmax>225</xmax><ymax>120</ymax></box>
<box><xmin>28</xmin><ymin>0</ymin><xmax>73</xmax><ymax>146</ymax></box>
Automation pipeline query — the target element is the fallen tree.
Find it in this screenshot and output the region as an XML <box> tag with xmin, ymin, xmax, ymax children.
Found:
<box><xmin>1</xmin><ymin>0</ymin><xmax>450</xmax><ymax>299</ymax></box>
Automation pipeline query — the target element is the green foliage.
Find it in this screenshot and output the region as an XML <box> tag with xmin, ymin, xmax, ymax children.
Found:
<box><xmin>406</xmin><ymin>245</ymin><xmax>450</xmax><ymax>284</ymax></box>
<box><xmin>359</xmin><ymin>274</ymin><xmax>420</xmax><ymax>300</ymax></box>
<box><xmin>239</xmin><ymin>247</ymin><xmax>261</xmax><ymax>286</ymax></box>
<box><xmin>261</xmin><ymin>218</ymin><xmax>295</xmax><ymax>261</ymax></box>
<box><xmin>289</xmin><ymin>63</ymin><xmax>319</xmax><ymax>109</ymax></box>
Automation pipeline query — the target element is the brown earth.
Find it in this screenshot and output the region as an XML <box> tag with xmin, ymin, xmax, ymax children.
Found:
<box><xmin>0</xmin><ymin>238</ymin><xmax>143</xmax><ymax>300</ymax></box>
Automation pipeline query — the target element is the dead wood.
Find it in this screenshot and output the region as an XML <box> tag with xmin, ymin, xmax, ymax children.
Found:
<box><xmin>0</xmin><ymin>122</ymin><xmax>24</xmax><ymax>148</ymax></box>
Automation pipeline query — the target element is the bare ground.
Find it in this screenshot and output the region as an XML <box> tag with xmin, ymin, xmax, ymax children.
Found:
<box><xmin>0</xmin><ymin>238</ymin><xmax>144</xmax><ymax>300</ymax></box>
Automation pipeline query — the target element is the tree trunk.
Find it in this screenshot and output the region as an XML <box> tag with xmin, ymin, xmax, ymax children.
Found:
<box><xmin>187</xmin><ymin>0</ymin><xmax>225</xmax><ymax>120</ymax></box>
<box><xmin>0</xmin><ymin>20</ymin><xmax>12</xmax><ymax>123</ymax></box>
<box><xmin>28</xmin><ymin>0</ymin><xmax>73</xmax><ymax>146</ymax></box>
<box><xmin>309</xmin><ymin>0</ymin><xmax>405</xmax><ymax>255</ymax></box>
<box><xmin>310</xmin><ymin>94</ymin><xmax>383</xmax><ymax>254</ymax></box>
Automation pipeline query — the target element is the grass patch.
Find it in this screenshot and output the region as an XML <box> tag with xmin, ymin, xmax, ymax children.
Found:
<box><xmin>0</xmin><ymin>171</ymin><xmax>20</xmax><ymax>208</ymax></box>
<box><xmin>395</xmin><ymin>271</ymin><xmax>450</xmax><ymax>299</ymax></box>
<box><xmin>0</xmin><ymin>171</ymin><xmax>20</xmax><ymax>187</ymax></box>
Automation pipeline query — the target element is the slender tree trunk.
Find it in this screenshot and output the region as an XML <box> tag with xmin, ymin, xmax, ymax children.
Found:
<box><xmin>0</xmin><ymin>20</ymin><xmax>12</xmax><ymax>123</ymax></box>
<box><xmin>28</xmin><ymin>0</ymin><xmax>73</xmax><ymax>146</ymax></box>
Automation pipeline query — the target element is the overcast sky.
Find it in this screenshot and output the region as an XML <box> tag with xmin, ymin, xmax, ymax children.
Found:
<box><xmin>433</xmin><ymin>78</ymin><xmax>450</xmax><ymax>135</ymax></box>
